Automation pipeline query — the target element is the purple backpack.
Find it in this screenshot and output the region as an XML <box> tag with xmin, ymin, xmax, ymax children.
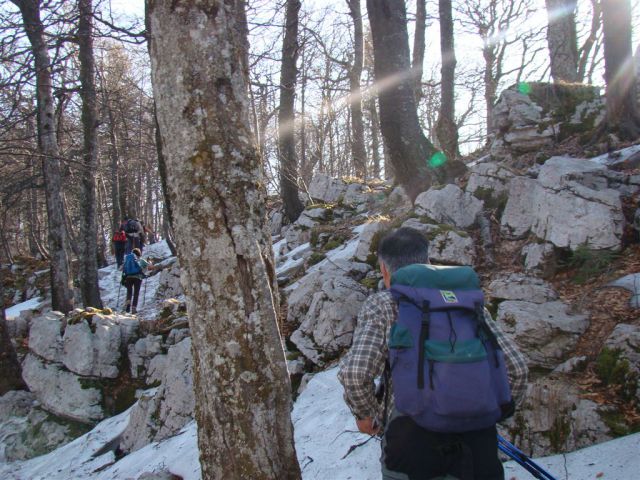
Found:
<box><xmin>388</xmin><ymin>264</ymin><xmax>513</xmax><ymax>433</ymax></box>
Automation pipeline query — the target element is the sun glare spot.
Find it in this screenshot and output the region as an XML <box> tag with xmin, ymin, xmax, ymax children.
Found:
<box><xmin>428</xmin><ymin>151</ymin><xmax>447</xmax><ymax>168</ymax></box>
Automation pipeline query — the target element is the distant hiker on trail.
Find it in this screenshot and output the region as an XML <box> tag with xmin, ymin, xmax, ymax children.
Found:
<box><xmin>338</xmin><ymin>227</ymin><xmax>528</xmax><ymax>480</ymax></box>
<box><xmin>112</xmin><ymin>220</ymin><xmax>127</xmax><ymax>268</ymax></box>
<box><xmin>121</xmin><ymin>248</ymin><xmax>152</xmax><ymax>314</ymax></box>
<box><xmin>124</xmin><ymin>217</ymin><xmax>144</xmax><ymax>254</ymax></box>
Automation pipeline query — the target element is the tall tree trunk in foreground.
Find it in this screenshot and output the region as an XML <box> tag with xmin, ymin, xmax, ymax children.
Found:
<box><xmin>147</xmin><ymin>1</ymin><xmax>301</xmax><ymax>479</ymax></box>
<box><xmin>0</xmin><ymin>283</ymin><xmax>26</xmax><ymax>395</ymax></box>
<box><xmin>435</xmin><ymin>0</ymin><xmax>459</xmax><ymax>163</ymax></box>
<box><xmin>78</xmin><ymin>0</ymin><xmax>102</xmax><ymax>308</ymax></box>
<box><xmin>278</xmin><ymin>0</ymin><xmax>304</xmax><ymax>222</ymax></box>
<box><xmin>14</xmin><ymin>0</ymin><xmax>74</xmax><ymax>313</ymax></box>
<box><xmin>367</xmin><ymin>0</ymin><xmax>465</xmax><ymax>198</ymax></box>
<box><xmin>347</xmin><ymin>0</ymin><xmax>367</xmax><ymax>179</ymax></box>
<box><xmin>601</xmin><ymin>0</ymin><xmax>640</xmax><ymax>139</ymax></box>
<box><xmin>545</xmin><ymin>0</ymin><xmax>579</xmax><ymax>83</ymax></box>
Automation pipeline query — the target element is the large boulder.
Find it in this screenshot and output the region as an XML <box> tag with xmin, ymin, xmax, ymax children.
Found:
<box><xmin>28</xmin><ymin>311</ymin><xmax>65</xmax><ymax>363</ymax></box>
<box><xmin>21</xmin><ymin>354</ymin><xmax>104</xmax><ymax>423</ymax></box>
<box><xmin>602</xmin><ymin>324</ymin><xmax>640</xmax><ymax>402</ymax></box>
<box><xmin>487</xmin><ymin>274</ymin><xmax>558</xmax><ymax>303</ymax></box>
<box><xmin>400</xmin><ymin>218</ymin><xmax>476</xmax><ymax>265</ymax></box>
<box><xmin>496</xmin><ymin>300</ymin><xmax>589</xmax><ymax>369</ymax></box>
<box><xmin>501</xmin><ymin>157</ymin><xmax>625</xmax><ymax>250</ymax></box>
<box><xmin>354</xmin><ymin>221</ymin><xmax>385</xmax><ymax>263</ymax></box>
<box><xmin>120</xmin><ymin>337</ymin><xmax>195</xmax><ymax>453</ymax></box>
<box><xmin>62</xmin><ymin>316</ymin><xmax>124</xmax><ymax>378</ymax></box>
<box><xmin>286</xmin><ymin>260</ymin><xmax>370</xmax><ymax>364</ymax></box>
<box><xmin>414</xmin><ymin>184</ymin><xmax>483</xmax><ymax>229</ymax></box>
<box><xmin>521</xmin><ymin>242</ymin><xmax>556</xmax><ymax>277</ymax></box>
<box><xmin>466</xmin><ymin>162</ymin><xmax>515</xmax><ymax>201</ymax></box>
<box><xmin>308</xmin><ymin>173</ymin><xmax>348</xmax><ymax>203</ymax></box>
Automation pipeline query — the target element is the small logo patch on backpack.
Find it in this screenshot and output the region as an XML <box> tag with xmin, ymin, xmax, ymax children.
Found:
<box><xmin>440</xmin><ymin>290</ymin><xmax>458</xmax><ymax>303</ymax></box>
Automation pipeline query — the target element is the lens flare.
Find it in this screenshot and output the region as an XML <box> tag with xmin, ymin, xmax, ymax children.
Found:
<box><xmin>517</xmin><ymin>82</ymin><xmax>532</xmax><ymax>95</ymax></box>
<box><xmin>428</xmin><ymin>151</ymin><xmax>447</xmax><ymax>168</ymax></box>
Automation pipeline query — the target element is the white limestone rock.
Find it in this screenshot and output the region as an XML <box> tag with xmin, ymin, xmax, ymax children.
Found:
<box><xmin>496</xmin><ymin>300</ymin><xmax>589</xmax><ymax>369</ymax></box>
<box><xmin>308</xmin><ymin>173</ymin><xmax>348</xmax><ymax>203</ymax></box>
<box><xmin>28</xmin><ymin>311</ymin><xmax>65</xmax><ymax>363</ymax></box>
<box><xmin>21</xmin><ymin>354</ymin><xmax>103</xmax><ymax>423</ymax></box>
<box><xmin>62</xmin><ymin>317</ymin><xmax>122</xmax><ymax>378</ymax></box>
<box><xmin>466</xmin><ymin>162</ymin><xmax>515</xmax><ymax>199</ymax></box>
<box><xmin>414</xmin><ymin>184</ymin><xmax>483</xmax><ymax>229</ymax></box>
<box><xmin>488</xmin><ymin>274</ymin><xmax>558</xmax><ymax>303</ymax></box>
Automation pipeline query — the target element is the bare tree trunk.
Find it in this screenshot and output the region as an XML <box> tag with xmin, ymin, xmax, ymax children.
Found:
<box><xmin>14</xmin><ymin>0</ymin><xmax>74</xmax><ymax>313</ymax></box>
<box><xmin>78</xmin><ymin>0</ymin><xmax>102</xmax><ymax>308</ymax></box>
<box><xmin>412</xmin><ymin>0</ymin><xmax>426</xmax><ymax>101</ymax></box>
<box><xmin>483</xmin><ymin>45</ymin><xmax>498</xmax><ymax>137</ymax></box>
<box><xmin>347</xmin><ymin>0</ymin><xmax>368</xmax><ymax>179</ymax></box>
<box><xmin>601</xmin><ymin>0</ymin><xmax>640</xmax><ymax>139</ymax></box>
<box><xmin>278</xmin><ymin>0</ymin><xmax>304</xmax><ymax>222</ymax></box>
<box><xmin>367</xmin><ymin>97</ymin><xmax>382</xmax><ymax>179</ymax></box>
<box><xmin>435</xmin><ymin>0</ymin><xmax>459</xmax><ymax>162</ymax></box>
<box><xmin>0</xmin><ymin>282</ymin><xmax>26</xmax><ymax>395</ymax></box>
<box><xmin>367</xmin><ymin>0</ymin><xmax>465</xmax><ymax>197</ymax></box>
<box><xmin>545</xmin><ymin>0</ymin><xmax>579</xmax><ymax>83</ymax></box>
<box><xmin>147</xmin><ymin>1</ymin><xmax>301</xmax><ymax>478</ymax></box>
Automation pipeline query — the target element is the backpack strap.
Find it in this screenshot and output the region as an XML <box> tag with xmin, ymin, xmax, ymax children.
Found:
<box><xmin>395</xmin><ymin>294</ymin><xmax>433</xmax><ymax>390</ymax></box>
<box><xmin>474</xmin><ymin>302</ymin><xmax>500</xmax><ymax>367</ymax></box>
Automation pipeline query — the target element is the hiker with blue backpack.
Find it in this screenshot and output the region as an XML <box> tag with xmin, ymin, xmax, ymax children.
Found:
<box><xmin>121</xmin><ymin>248</ymin><xmax>152</xmax><ymax>314</ymax></box>
<box><xmin>338</xmin><ymin>227</ymin><xmax>529</xmax><ymax>480</ymax></box>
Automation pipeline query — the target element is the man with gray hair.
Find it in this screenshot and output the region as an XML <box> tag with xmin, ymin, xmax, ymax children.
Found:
<box><xmin>338</xmin><ymin>227</ymin><xmax>528</xmax><ymax>479</ymax></box>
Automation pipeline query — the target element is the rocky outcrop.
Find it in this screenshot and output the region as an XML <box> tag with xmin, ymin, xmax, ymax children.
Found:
<box><xmin>286</xmin><ymin>260</ymin><xmax>370</xmax><ymax>364</ymax></box>
<box><xmin>502</xmin><ymin>376</ymin><xmax>612</xmax><ymax>457</ymax></box>
<box><xmin>488</xmin><ymin>274</ymin><xmax>558</xmax><ymax>303</ymax></box>
<box><xmin>155</xmin><ymin>259</ymin><xmax>182</xmax><ymax>300</ymax></box>
<box><xmin>308</xmin><ymin>173</ymin><xmax>348</xmax><ymax>203</ymax></box>
<box><xmin>501</xmin><ymin>157</ymin><xmax>626</xmax><ymax>250</ymax></box>
<box><xmin>414</xmin><ymin>184</ymin><xmax>483</xmax><ymax>229</ymax></box>
<box><xmin>120</xmin><ymin>337</ymin><xmax>195</xmax><ymax>453</ymax></box>
<box><xmin>496</xmin><ymin>300</ymin><xmax>589</xmax><ymax>369</ymax></box>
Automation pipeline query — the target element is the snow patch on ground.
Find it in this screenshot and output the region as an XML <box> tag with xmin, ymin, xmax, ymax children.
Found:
<box><xmin>2</xmin><ymin>365</ymin><xmax>640</xmax><ymax>479</ymax></box>
<box><xmin>4</xmin><ymin>297</ymin><xmax>44</xmax><ymax>320</ymax></box>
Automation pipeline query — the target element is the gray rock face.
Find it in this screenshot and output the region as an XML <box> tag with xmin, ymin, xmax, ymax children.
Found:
<box><xmin>414</xmin><ymin>184</ymin><xmax>483</xmax><ymax>229</ymax></box>
<box><xmin>501</xmin><ymin>157</ymin><xmax>624</xmax><ymax>250</ymax></box>
<box><xmin>284</xmin><ymin>209</ymin><xmax>330</xmax><ymax>249</ymax></box>
<box><xmin>128</xmin><ymin>335</ymin><xmax>165</xmax><ymax>381</ymax></box>
<box><xmin>268</xmin><ymin>209</ymin><xmax>284</xmax><ymax>236</ymax></box>
<box><xmin>21</xmin><ymin>354</ymin><xmax>104</xmax><ymax>423</ymax></box>
<box><xmin>62</xmin><ymin>317</ymin><xmax>122</xmax><ymax>378</ymax></box>
<box><xmin>488</xmin><ymin>274</ymin><xmax>558</xmax><ymax>303</ymax></box>
<box><xmin>343</xmin><ymin>183</ymin><xmax>372</xmax><ymax>208</ymax></box>
<box><xmin>522</xmin><ymin>242</ymin><xmax>556</xmax><ymax>276</ymax></box>
<box><xmin>466</xmin><ymin>162</ymin><xmax>515</xmax><ymax>199</ymax></box>
<box><xmin>429</xmin><ymin>230</ymin><xmax>476</xmax><ymax>266</ymax></box>
<box><xmin>121</xmin><ymin>337</ymin><xmax>195</xmax><ymax>453</ymax></box>
<box><xmin>354</xmin><ymin>222</ymin><xmax>385</xmax><ymax>263</ymax></box>
<box><xmin>155</xmin><ymin>260</ymin><xmax>183</xmax><ymax>300</ymax></box>
<box><xmin>286</xmin><ymin>260</ymin><xmax>370</xmax><ymax>364</ymax></box>
<box><xmin>28</xmin><ymin>312</ymin><xmax>65</xmax><ymax>363</ymax></box>
<box><xmin>0</xmin><ymin>390</ymin><xmax>86</xmax><ymax>461</ymax></box>
<box><xmin>308</xmin><ymin>173</ymin><xmax>348</xmax><ymax>203</ymax></box>
<box><xmin>501</xmin><ymin>376</ymin><xmax>611</xmax><ymax>457</ymax></box>
<box><xmin>496</xmin><ymin>301</ymin><xmax>589</xmax><ymax>369</ymax></box>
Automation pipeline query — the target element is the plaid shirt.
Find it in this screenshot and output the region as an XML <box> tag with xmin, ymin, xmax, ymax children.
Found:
<box><xmin>338</xmin><ymin>291</ymin><xmax>529</xmax><ymax>423</ymax></box>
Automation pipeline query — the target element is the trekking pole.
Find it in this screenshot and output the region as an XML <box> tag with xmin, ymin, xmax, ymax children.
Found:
<box><xmin>116</xmin><ymin>283</ymin><xmax>122</xmax><ymax>310</ymax></box>
<box><xmin>497</xmin><ymin>435</ymin><xmax>557</xmax><ymax>480</ymax></box>
<box><xmin>142</xmin><ymin>277</ymin><xmax>147</xmax><ymax>307</ymax></box>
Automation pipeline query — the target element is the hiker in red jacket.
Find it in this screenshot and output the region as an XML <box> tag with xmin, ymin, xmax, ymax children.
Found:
<box><xmin>112</xmin><ymin>220</ymin><xmax>127</xmax><ymax>268</ymax></box>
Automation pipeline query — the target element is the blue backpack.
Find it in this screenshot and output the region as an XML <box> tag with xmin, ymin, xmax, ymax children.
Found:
<box><xmin>122</xmin><ymin>253</ymin><xmax>143</xmax><ymax>276</ymax></box>
<box><xmin>388</xmin><ymin>264</ymin><xmax>513</xmax><ymax>433</ymax></box>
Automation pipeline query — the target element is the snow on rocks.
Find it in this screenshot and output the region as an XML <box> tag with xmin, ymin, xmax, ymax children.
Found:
<box><xmin>414</xmin><ymin>184</ymin><xmax>483</xmax><ymax>229</ymax></box>
<box><xmin>496</xmin><ymin>300</ymin><xmax>589</xmax><ymax>369</ymax></box>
